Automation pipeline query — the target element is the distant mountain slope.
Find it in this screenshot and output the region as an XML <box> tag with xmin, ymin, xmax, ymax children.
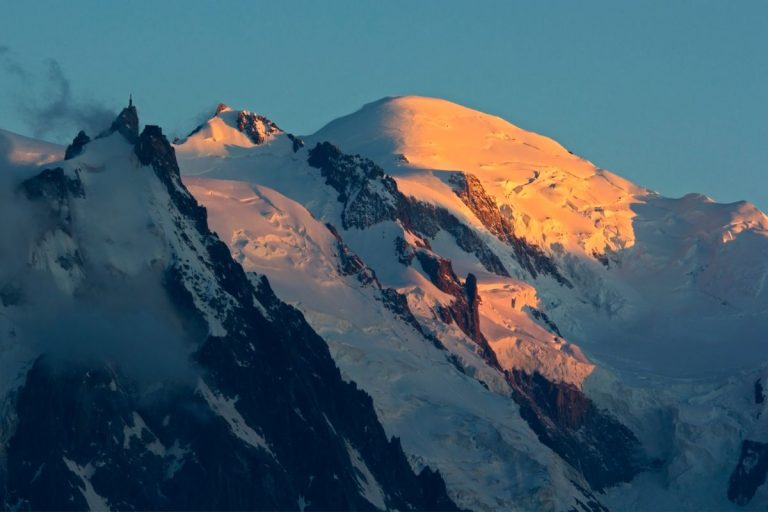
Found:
<box><xmin>0</xmin><ymin>127</ymin><xmax>63</xmax><ymax>167</ymax></box>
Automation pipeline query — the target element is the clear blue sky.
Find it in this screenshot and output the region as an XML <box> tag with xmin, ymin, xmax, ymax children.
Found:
<box><xmin>1</xmin><ymin>1</ymin><xmax>766</xmax><ymax>208</ymax></box>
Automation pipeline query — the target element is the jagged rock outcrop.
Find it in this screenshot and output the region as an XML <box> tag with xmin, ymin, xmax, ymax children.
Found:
<box><xmin>308</xmin><ymin>142</ymin><xmax>400</xmax><ymax>229</ymax></box>
<box><xmin>286</xmin><ymin>133</ymin><xmax>304</xmax><ymax>152</ymax></box>
<box><xmin>397</xmin><ymin>197</ymin><xmax>509</xmax><ymax>277</ymax></box>
<box><xmin>324</xmin><ymin>225</ymin><xmax>447</xmax><ymax>353</ymax></box>
<box><xmin>20</xmin><ymin>167</ymin><xmax>85</xmax><ymax>202</ymax></box>
<box><xmin>19</xmin><ymin>167</ymin><xmax>84</xmax><ymax>235</ymax></box>
<box><xmin>526</xmin><ymin>306</ymin><xmax>563</xmax><ymax>337</ymax></box>
<box><xmin>64</xmin><ymin>131</ymin><xmax>90</xmax><ymax>160</ymax></box>
<box><xmin>450</xmin><ymin>172</ymin><xmax>570</xmax><ymax>286</ymax></box>
<box><xmin>569</xmin><ymin>481</ymin><xmax>609</xmax><ymax>512</ymax></box>
<box><xmin>236</xmin><ymin>111</ymin><xmax>281</xmax><ymax>145</ymax></box>
<box><xmin>99</xmin><ymin>104</ymin><xmax>139</xmax><ymax>143</ymax></box>
<box><xmin>414</xmin><ymin>250</ymin><xmax>499</xmax><ymax>368</ymax></box>
<box><xmin>308</xmin><ymin>142</ymin><xmax>509</xmax><ymax>276</ymax></box>
<box><xmin>182</xmin><ymin>105</ymin><xmax>301</xmax><ymax>151</ymax></box>
<box><xmin>728</xmin><ymin>440</ymin><xmax>768</xmax><ymax>505</ymax></box>
<box><xmin>135</xmin><ymin>124</ymin><xmax>209</xmax><ymax>236</ymax></box>
<box><xmin>409</xmin><ymin>243</ymin><xmax>643</xmax><ymax>493</ymax></box>
<box><xmin>325</xmin><ymin>223</ymin><xmax>377</xmax><ymax>286</ymax></box>
<box><xmin>506</xmin><ymin>370</ymin><xmax>643</xmax><ymax>491</ymax></box>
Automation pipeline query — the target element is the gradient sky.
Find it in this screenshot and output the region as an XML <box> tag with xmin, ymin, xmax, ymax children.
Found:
<box><xmin>1</xmin><ymin>1</ymin><xmax>766</xmax><ymax>209</ymax></box>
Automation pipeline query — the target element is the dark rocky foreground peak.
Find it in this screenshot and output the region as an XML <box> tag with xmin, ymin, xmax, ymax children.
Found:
<box><xmin>64</xmin><ymin>131</ymin><xmax>90</xmax><ymax>160</ymax></box>
<box><xmin>0</xmin><ymin>107</ymin><xmax>458</xmax><ymax>511</ymax></box>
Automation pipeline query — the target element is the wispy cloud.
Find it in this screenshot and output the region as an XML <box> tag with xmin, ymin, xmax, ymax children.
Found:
<box><xmin>0</xmin><ymin>44</ymin><xmax>29</xmax><ymax>80</ymax></box>
<box><xmin>0</xmin><ymin>45</ymin><xmax>116</xmax><ymax>141</ymax></box>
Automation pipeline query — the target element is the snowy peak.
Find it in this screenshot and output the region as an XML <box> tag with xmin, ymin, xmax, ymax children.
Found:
<box><xmin>312</xmin><ymin>95</ymin><xmax>588</xmax><ymax>172</ymax></box>
<box><xmin>310</xmin><ymin>96</ymin><xmax>645</xmax><ymax>257</ymax></box>
<box><xmin>177</xmin><ymin>104</ymin><xmax>283</xmax><ymax>156</ymax></box>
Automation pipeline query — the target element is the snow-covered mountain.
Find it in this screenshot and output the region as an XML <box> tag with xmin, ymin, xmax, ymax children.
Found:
<box><xmin>2</xmin><ymin>94</ymin><xmax>767</xmax><ymax>511</ymax></box>
<box><xmin>0</xmin><ymin>104</ymin><xmax>456</xmax><ymax>510</ymax></box>
<box><xmin>173</xmin><ymin>96</ymin><xmax>768</xmax><ymax>511</ymax></box>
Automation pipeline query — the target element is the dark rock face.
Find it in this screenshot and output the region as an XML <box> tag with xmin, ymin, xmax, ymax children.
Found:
<box><xmin>324</xmin><ymin>225</ymin><xmax>448</xmax><ymax>354</ymax></box>
<box><xmin>307</xmin><ymin>142</ymin><xmax>509</xmax><ymax>277</ymax></box>
<box><xmin>506</xmin><ymin>370</ymin><xmax>643</xmax><ymax>491</ymax></box>
<box><xmin>397</xmin><ymin>197</ymin><xmax>509</xmax><ymax>277</ymax></box>
<box><xmin>64</xmin><ymin>131</ymin><xmax>90</xmax><ymax>160</ymax></box>
<box><xmin>728</xmin><ymin>440</ymin><xmax>768</xmax><ymax>505</ymax></box>
<box><xmin>395</xmin><ymin>235</ymin><xmax>415</xmax><ymax>265</ymax></box>
<box><xmin>450</xmin><ymin>172</ymin><xmax>571</xmax><ymax>286</ymax></box>
<box><xmin>19</xmin><ymin>167</ymin><xmax>84</xmax><ymax>233</ymax></box>
<box><xmin>20</xmin><ymin>167</ymin><xmax>84</xmax><ymax>202</ymax></box>
<box><xmin>463</xmin><ymin>274</ymin><xmax>481</xmax><ymax>330</ymax></box>
<box><xmin>325</xmin><ymin>223</ymin><xmax>377</xmax><ymax>286</ymax></box>
<box><xmin>409</xmin><ymin>241</ymin><xmax>641</xmax><ymax>495</ymax></box>
<box><xmin>135</xmin><ymin>124</ymin><xmax>209</xmax><ymax>235</ymax></box>
<box><xmin>286</xmin><ymin>133</ymin><xmax>304</xmax><ymax>152</ymax></box>
<box><xmin>526</xmin><ymin>306</ymin><xmax>563</xmax><ymax>337</ymax></box>
<box><xmin>236</xmin><ymin>111</ymin><xmax>281</xmax><ymax>145</ymax></box>
<box><xmin>308</xmin><ymin>142</ymin><xmax>400</xmax><ymax>230</ymax></box>
<box><xmin>1</xmin><ymin>111</ymin><xmax>458</xmax><ymax>512</ymax></box>
<box><xmin>569</xmin><ymin>480</ymin><xmax>609</xmax><ymax>512</ymax></box>
<box><xmin>449</xmin><ymin>173</ymin><xmax>508</xmax><ymax>239</ymax></box>
<box><xmin>100</xmin><ymin>105</ymin><xmax>139</xmax><ymax>143</ymax></box>
<box><xmin>414</xmin><ymin>251</ymin><xmax>499</xmax><ymax>368</ymax></box>
<box><xmin>592</xmin><ymin>251</ymin><xmax>611</xmax><ymax>269</ymax></box>
<box><xmin>378</xmin><ymin>288</ymin><xmax>445</xmax><ymax>351</ymax></box>
<box><xmin>5</xmin><ymin>361</ymin><xmax>200</xmax><ymax>511</ymax></box>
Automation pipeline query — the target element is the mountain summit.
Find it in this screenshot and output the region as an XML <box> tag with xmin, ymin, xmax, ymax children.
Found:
<box><xmin>177</xmin><ymin>104</ymin><xmax>285</xmax><ymax>156</ymax></box>
<box><xmin>177</xmin><ymin>95</ymin><xmax>768</xmax><ymax>510</ymax></box>
<box><xmin>0</xmin><ymin>103</ymin><xmax>456</xmax><ymax>511</ymax></box>
<box><xmin>2</xmin><ymin>95</ymin><xmax>768</xmax><ymax>511</ymax></box>
<box><xmin>312</xmin><ymin>95</ymin><xmax>578</xmax><ymax>166</ymax></box>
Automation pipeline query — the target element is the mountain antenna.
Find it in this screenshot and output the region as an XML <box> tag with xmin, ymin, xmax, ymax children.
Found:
<box><xmin>129</xmin><ymin>94</ymin><xmax>133</xmax><ymax>107</ymax></box>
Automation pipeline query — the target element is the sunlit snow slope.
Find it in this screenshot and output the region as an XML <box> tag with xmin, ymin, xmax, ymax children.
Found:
<box><xmin>185</xmin><ymin>177</ymin><xmax>594</xmax><ymax>511</ymax></box>
<box><xmin>311</xmin><ymin>96</ymin><xmax>645</xmax><ymax>256</ymax></box>
<box><xmin>310</xmin><ymin>96</ymin><xmax>768</xmax><ymax>378</ymax></box>
<box><xmin>175</xmin><ymin>96</ymin><xmax>768</xmax><ymax>511</ymax></box>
